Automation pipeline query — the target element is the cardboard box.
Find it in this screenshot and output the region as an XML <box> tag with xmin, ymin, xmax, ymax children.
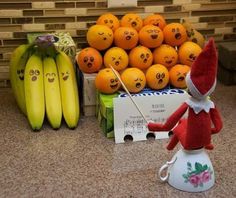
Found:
<box><xmin>218</xmin><ymin>42</ymin><xmax>236</xmax><ymax>70</ymax></box>
<box><xmin>96</xmin><ymin>88</ymin><xmax>189</xmax><ymax>141</ymax></box>
<box><xmin>97</xmin><ymin>92</ymin><xmax>119</xmax><ymax>138</ymax></box>
<box><xmin>218</xmin><ymin>62</ymin><xmax>236</xmax><ymax>85</ymax></box>
<box><xmin>113</xmin><ymin>88</ymin><xmax>189</xmax><ymax>143</ymax></box>
<box><xmin>79</xmin><ymin>72</ymin><xmax>97</xmax><ymax>116</ymax></box>
<box><xmin>27</xmin><ymin>32</ymin><xmax>76</xmax><ymax>58</ymax></box>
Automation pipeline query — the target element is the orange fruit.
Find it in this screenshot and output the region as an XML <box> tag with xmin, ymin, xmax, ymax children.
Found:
<box><xmin>77</xmin><ymin>47</ymin><xmax>103</xmax><ymax>73</ymax></box>
<box><xmin>86</xmin><ymin>24</ymin><xmax>113</xmax><ymax>50</ymax></box>
<box><xmin>129</xmin><ymin>45</ymin><xmax>153</xmax><ymax>70</ymax></box>
<box><xmin>121</xmin><ymin>68</ymin><xmax>146</xmax><ymax>93</ymax></box>
<box><xmin>95</xmin><ymin>68</ymin><xmax>121</xmax><ymax>94</ymax></box>
<box><xmin>178</xmin><ymin>41</ymin><xmax>202</xmax><ymax>66</ymax></box>
<box><xmin>139</xmin><ymin>25</ymin><xmax>164</xmax><ymax>48</ymax></box>
<box><xmin>96</xmin><ymin>13</ymin><xmax>120</xmax><ymax>32</ymax></box>
<box><xmin>104</xmin><ymin>47</ymin><xmax>129</xmax><ymax>71</ymax></box>
<box><xmin>143</xmin><ymin>14</ymin><xmax>166</xmax><ymax>30</ymax></box>
<box><xmin>169</xmin><ymin>64</ymin><xmax>190</xmax><ymax>89</ymax></box>
<box><xmin>120</xmin><ymin>13</ymin><xmax>143</xmax><ymax>32</ymax></box>
<box><xmin>153</xmin><ymin>44</ymin><xmax>178</xmax><ymax>68</ymax></box>
<box><xmin>114</xmin><ymin>27</ymin><xmax>138</xmax><ymax>50</ymax></box>
<box><xmin>163</xmin><ymin>23</ymin><xmax>187</xmax><ymax>46</ymax></box>
<box><xmin>146</xmin><ymin>64</ymin><xmax>169</xmax><ymax>90</ymax></box>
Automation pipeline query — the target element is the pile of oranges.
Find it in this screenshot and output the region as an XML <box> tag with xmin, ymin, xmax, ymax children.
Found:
<box><xmin>76</xmin><ymin>13</ymin><xmax>204</xmax><ymax>94</ymax></box>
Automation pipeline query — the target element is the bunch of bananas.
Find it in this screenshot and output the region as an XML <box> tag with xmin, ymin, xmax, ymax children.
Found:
<box><xmin>9</xmin><ymin>44</ymin><xmax>80</xmax><ymax>131</ymax></box>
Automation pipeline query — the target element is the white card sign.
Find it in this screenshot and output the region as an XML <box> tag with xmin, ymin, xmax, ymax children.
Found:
<box><xmin>113</xmin><ymin>89</ymin><xmax>189</xmax><ymax>143</ymax></box>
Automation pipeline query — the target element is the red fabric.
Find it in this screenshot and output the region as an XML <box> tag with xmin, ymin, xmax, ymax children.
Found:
<box><xmin>147</xmin><ymin>103</ymin><xmax>223</xmax><ymax>150</ymax></box>
<box><xmin>190</xmin><ymin>38</ymin><xmax>218</xmax><ymax>95</ymax></box>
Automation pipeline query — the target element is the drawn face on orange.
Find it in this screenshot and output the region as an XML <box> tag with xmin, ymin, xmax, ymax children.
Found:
<box><xmin>45</xmin><ymin>72</ymin><xmax>56</xmax><ymax>83</ymax></box>
<box><xmin>121</xmin><ymin>68</ymin><xmax>146</xmax><ymax>93</ymax></box>
<box><xmin>178</xmin><ymin>41</ymin><xmax>202</xmax><ymax>66</ymax></box>
<box><xmin>129</xmin><ymin>46</ymin><xmax>153</xmax><ymax>70</ymax></box>
<box><xmin>104</xmin><ymin>47</ymin><xmax>129</xmax><ymax>71</ymax></box>
<box><xmin>153</xmin><ymin>44</ymin><xmax>178</xmax><ymax>68</ymax></box>
<box><xmin>146</xmin><ymin>64</ymin><xmax>169</xmax><ymax>90</ymax></box>
<box><xmin>86</xmin><ymin>25</ymin><xmax>113</xmax><ymax>50</ymax></box>
<box><xmin>163</xmin><ymin>23</ymin><xmax>187</xmax><ymax>46</ymax></box>
<box><xmin>95</xmin><ymin>68</ymin><xmax>121</xmax><ymax>94</ymax></box>
<box><xmin>120</xmin><ymin>13</ymin><xmax>143</xmax><ymax>32</ymax></box>
<box><xmin>96</xmin><ymin>13</ymin><xmax>120</xmax><ymax>31</ymax></box>
<box><xmin>29</xmin><ymin>69</ymin><xmax>40</xmax><ymax>81</ymax></box>
<box><xmin>139</xmin><ymin>25</ymin><xmax>164</xmax><ymax>48</ymax></box>
<box><xmin>17</xmin><ymin>69</ymin><xmax>24</xmax><ymax>80</ymax></box>
<box><xmin>114</xmin><ymin>27</ymin><xmax>138</xmax><ymax>50</ymax></box>
<box><xmin>61</xmin><ymin>71</ymin><xmax>69</xmax><ymax>81</ymax></box>
<box><xmin>169</xmin><ymin>64</ymin><xmax>190</xmax><ymax>88</ymax></box>
<box><xmin>143</xmin><ymin>14</ymin><xmax>167</xmax><ymax>30</ymax></box>
<box><xmin>77</xmin><ymin>47</ymin><xmax>102</xmax><ymax>73</ymax></box>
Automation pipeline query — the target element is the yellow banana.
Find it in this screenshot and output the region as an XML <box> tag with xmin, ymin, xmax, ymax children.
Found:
<box><xmin>9</xmin><ymin>44</ymin><xmax>31</xmax><ymax>115</ymax></box>
<box><xmin>24</xmin><ymin>53</ymin><xmax>45</xmax><ymax>131</ymax></box>
<box><xmin>43</xmin><ymin>56</ymin><xmax>62</xmax><ymax>129</ymax></box>
<box><xmin>56</xmin><ymin>51</ymin><xmax>80</xmax><ymax>129</ymax></box>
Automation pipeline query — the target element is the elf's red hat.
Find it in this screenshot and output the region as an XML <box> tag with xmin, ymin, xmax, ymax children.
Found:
<box><xmin>186</xmin><ymin>38</ymin><xmax>218</xmax><ymax>99</ymax></box>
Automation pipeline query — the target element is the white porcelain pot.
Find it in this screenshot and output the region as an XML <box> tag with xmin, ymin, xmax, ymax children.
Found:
<box><xmin>159</xmin><ymin>148</ymin><xmax>215</xmax><ymax>192</ymax></box>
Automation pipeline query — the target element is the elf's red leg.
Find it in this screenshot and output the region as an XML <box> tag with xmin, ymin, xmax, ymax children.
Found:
<box><xmin>166</xmin><ymin>119</ymin><xmax>187</xmax><ymax>150</ymax></box>
<box><xmin>205</xmin><ymin>143</ymin><xmax>214</xmax><ymax>150</ymax></box>
<box><xmin>166</xmin><ymin>134</ymin><xmax>179</xmax><ymax>150</ymax></box>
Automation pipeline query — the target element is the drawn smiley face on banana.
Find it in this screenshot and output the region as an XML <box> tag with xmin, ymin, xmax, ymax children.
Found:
<box><xmin>45</xmin><ymin>72</ymin><xmax>56</xmax><ymax>83</ymax></box>
<box><xmin>17</xmin><ymin>69</ymin><xmax>24</xmax><ymax>80</ymax></box>
<box><xmin>61</xmin><ymin>71</ymin><xmax>69</xmax><ymax>81</ymax></box>
<box><xmin>29</xmin><ymin>69</ymin><xmax>40</xmax><ymax>81</ymax></box>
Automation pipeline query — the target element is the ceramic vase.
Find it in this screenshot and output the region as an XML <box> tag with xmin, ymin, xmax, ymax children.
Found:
<box><xmin>159</xmin><ymin>148</ymin><xmax>215</xmax><ymax>192</ymax></box>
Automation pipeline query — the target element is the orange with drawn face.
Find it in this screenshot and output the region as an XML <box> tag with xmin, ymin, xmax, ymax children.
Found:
<box><xmin>87</xmin><ymin>25</ymin><xmax>113</xmax><ymax>50</ymax></box>
<box><xmin>95</xmin><ymin>68</ymin><xmax>121</xmax><ymax>94</ymax></box>
<box><xmin>143</xmin><ymin>14</ymin><xmax>167</xmax><ymax>30</ymax></box>
<box><xmin>153</xmin><ymin>44</ymin><xmax>178</xmax><ymax>68</ymax></box>
<box><xmin>96</xmin><ymin>13</ymin><xmax>120</xmax><ymax>32</ymax></box>
<box><xmin>77</xmin><ymin>47</ymin><xmax>103</xmax><ymax>73</ymax></box>
<box><xmin>129</xmin><ymin>45</ymin><xmax>153</xmax><ymax>70</ymax></box>
<box><xmin>121</xmin><ymin>68</ymin><xmax>146</xmax><ymax>93</ymax></box>
<box><xmin>120</xmin><ymin>13</ymin><xmax>143</xmax><ymax>32</ymax></box>
<box><xmin>169</xmin><ymin>64</ymin><xmax>190</xmax><ymax>88</ymax></box>
<box><xmin>146</xmin><ymin>64</ymin><xmax>169</xmax><ymax>90</ymax></box>
<box><xmin>163</xmin><ymin>23</ymin><xmax>187</xmax><ymax>47</ymax></box>
<box><xmin>114</xmin><ymin>27</ymin><xmax>138</xmax><ymax>50</ymax></box>
<box><xmin>178</xmin><ymin>41</ymin><xmax>202</xmax><ymax>66</ymax></box>
<box><xmin>104</xmin><ymin>47</ymin><xmax>129</xmax><ymax>71</ymax></box>
<box><xmin>139</xmin><ymin>25</ymin><xmax>164</xmax><ymax>48</ymax></box>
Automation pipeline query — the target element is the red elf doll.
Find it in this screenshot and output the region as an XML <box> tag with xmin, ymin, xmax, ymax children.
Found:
<box><xmin>148</xmin><ymin>38</ymin><xmax>223</xmax><ymax>150</ymax></box>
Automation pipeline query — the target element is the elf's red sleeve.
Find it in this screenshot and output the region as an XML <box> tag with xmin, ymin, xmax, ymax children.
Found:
<box><xmin>210</xmin><ymin>107</ymin><xmax>223</xmax><ymax>134</ymax></box>
<box><xmin>148</xmin><ymin>102</ymin><xmax>189</xmax><ymax>132</ymax></box>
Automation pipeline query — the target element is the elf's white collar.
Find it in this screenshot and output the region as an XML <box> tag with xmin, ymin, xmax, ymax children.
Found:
<box><xmin>186</xmin><ymin>97</ymin><xmax>215</xmax><ymax>114</ymax></box>
<box><xmin>185</xmin><ymin>72</ymin><xmax>216</xmax><ymax>114</ymax></box>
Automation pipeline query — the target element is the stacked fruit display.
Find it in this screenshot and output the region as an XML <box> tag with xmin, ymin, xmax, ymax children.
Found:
<box><xmin>77</xmin><ymin>13</ymin><xmax>205</xmax><ymax>94</ymax></box>
<box><xmin>10</xmin><ymin>37</ymin><xmax>79</xmax><ymax>131</ymax></box>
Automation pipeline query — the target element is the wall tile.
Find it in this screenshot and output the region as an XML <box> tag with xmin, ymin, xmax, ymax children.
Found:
<box><xmin>0</xmin><ymin>0</ymin><xmax>236</xmax><ymax>82</ymax></box>
<box><xmin>0</xmin><ymin>32</ymin><xmax>13</xmax><ymax>39</ymax></box>
<box><xmin>0</xmin><ymin>10</ymin><xmax>22</xmax><ymax>17</ymax></box>
<box><xmin>32</xmin><ymin>2</ymin><xmax>55</xmax><ymax>9</ymax></box>
<box><xmin>22</xmin><ymin>24</ymin><xmax>45</xmax><ymax>31</ymax></box>
<box><xmin>145</xmin><ymin>6</ymin><xmax>164</xmax><ymax>13</ymax></box>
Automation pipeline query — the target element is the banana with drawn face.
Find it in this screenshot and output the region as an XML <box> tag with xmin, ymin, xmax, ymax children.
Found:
<box><xmin>43</xmin><ymin>56</ymin><xmax>62</xmax><ymax>129</ymax></box>
<box><xmin>9</xmin><ymin>44</ymin><xmax>31</xmax><ymax>115</ymax></box>
<box><xmin>56</xmin><ymin>51</ymin><xmax>80</xmax><ymax>129</ymax></box>
<box><xmin>24</xmin><ymin>53</ymin><xmax>45</xmax><ymax>131</ymax></box>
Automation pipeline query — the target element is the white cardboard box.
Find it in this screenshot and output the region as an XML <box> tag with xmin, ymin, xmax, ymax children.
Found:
<box><xmin>113</xmin><ymin>89</ymin><xmax>189</xmax><ymax>143</ymax></box>
<box><xmin>81</xmin><ymin>72</ymin><xmax>97</xmax><ymax>116</ymax></box>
